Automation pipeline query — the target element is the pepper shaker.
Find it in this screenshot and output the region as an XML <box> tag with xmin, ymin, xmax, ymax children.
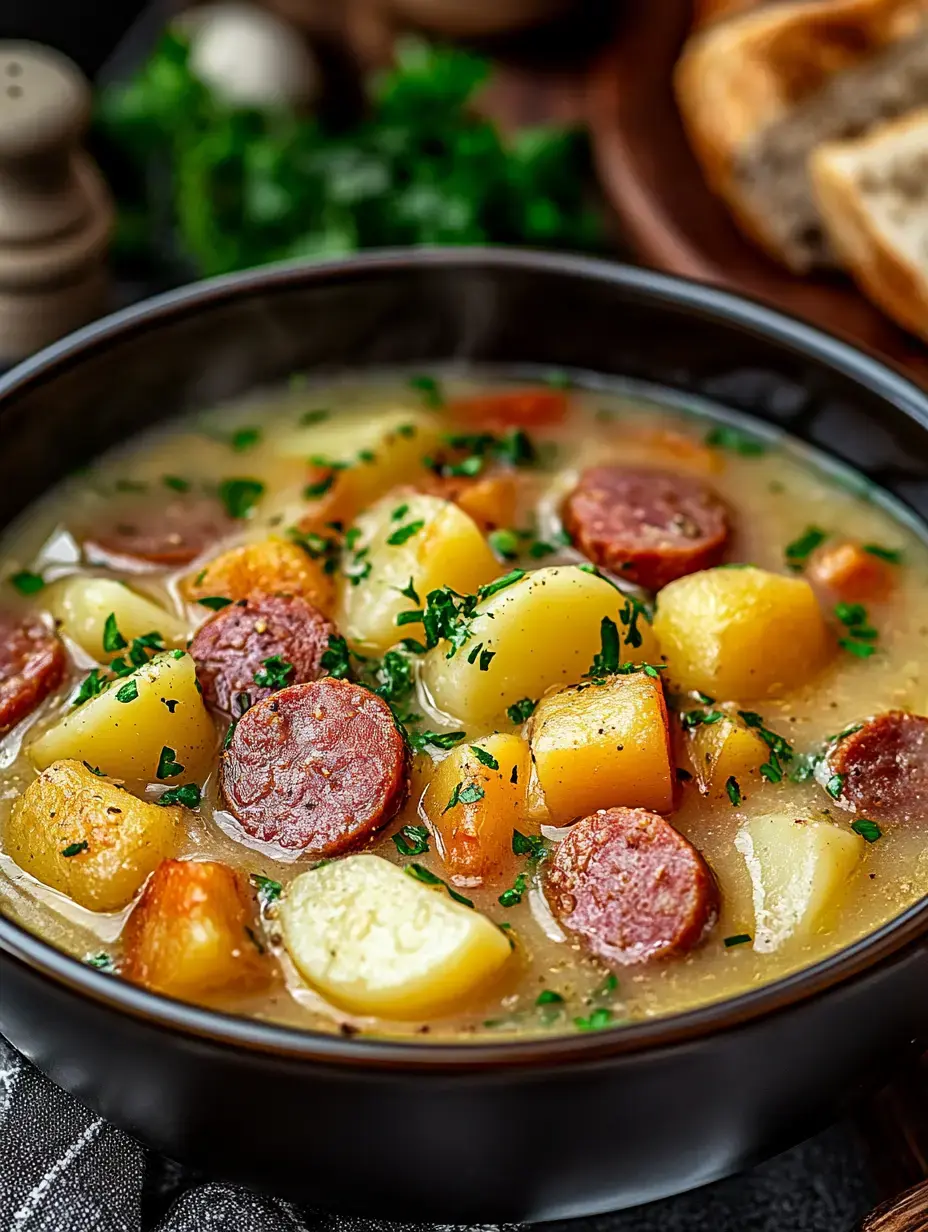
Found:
<box><xmin>0</xmin><ymin>42</ymin><xmax>113</xmax><ymax>364</ymax></box>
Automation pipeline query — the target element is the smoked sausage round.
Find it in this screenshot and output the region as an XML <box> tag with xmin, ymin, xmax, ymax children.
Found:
<box><xmin>825</xmin><ymin>711</ymin><xmax>928</xmax><ymax>820</ymax></box>
<box><xmin>220</xmin><ymin>678</ymin><xmax>409</xmax><ymax>856</ymax></box>
<box><xmin>544</xmin><ymin>807</ymin><xmax>718</xmax><ymax>966</ymax></box>
<box><xmin>562</xmin><ymin>466</ymin><xmax>729</xmax><ymax>591</ymax></box>
<box><xmin>0</xmin><ymin>613</ymin><xmax>66</xmax><ymax>733</ymax></box>
<box><xmin>82</xmin><ymin>492</ymin><xmax>231</xmax><ymax>568</ymax></box>
<box><xmin>191</xmin><ymin>594</ymin><xmax>335</xmax><ymax>717</ymax></box>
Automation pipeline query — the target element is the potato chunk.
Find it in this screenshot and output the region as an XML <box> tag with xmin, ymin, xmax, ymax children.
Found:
<box><xmin>30</xmin><ymin>651</ymin><xmax>216</xmax><ymax>784</ymax></box>
<box><xmin>4</xmin><ymin>760</ymin><xmax>180</xmax><ymax>912</ymax></box>
<box><xmin>50</xmin><ymin>577</ymin><xmax>189</xmax><ymax>661</ymax></box>
<box><xmin>422</xmin><ymin>566</ymin><xmax>661</xmax><ymax>727</ymax></box>
<box><xmin>653</xmin><ymin>566</ymin><xmax>831</xmax><ymax>700</ymax></box>
<box><xmin>734</xmin><ymin>814</ymin><xmax>863</xmax><ymax>952</ymax></box>
<box><xmin>531</xmin><ymin>672</ymin><xmax>673</xmax><ymax>822</ymax></box>
<box><xmin>336</xmin><ymin>491</ymin><xmax>498</xmax><ymax>655</ymax></box>
<box><xmin>423</xmin><ymin>733</ymin><xmax>532</xmax><ymax>882</ymax></box>
<box><xmin>280</xmin><ymin>854</ymin><xmax>511</xmax><ymax>1019</ymax></box>
<box><xmin>184</xmin><ymin>538</ymin><xmax>334</xmax><ymax>614</ymax></box>
<box><xmin>688</xmin><ymin>713</ymin><xmax>769</xmax><ymax>797</ymax></box>
<box><xmin>123</xmin><ymin>859</ymin><xmax>267</xmax><ymax>996</ymax></box>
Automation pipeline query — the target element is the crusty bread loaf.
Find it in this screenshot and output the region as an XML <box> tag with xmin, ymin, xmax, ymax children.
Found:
<box><xmin>675</xmin><ymin>0</ymin><xmax>928</xmax><ymax>272</ymax></box>
<box><xmin>811</xmin><ymin>108</ymin><xmax>928</xmax><ymax>342</ymax></box>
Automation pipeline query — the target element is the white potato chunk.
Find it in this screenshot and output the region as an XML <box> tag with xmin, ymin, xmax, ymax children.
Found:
<box><xmin>337</xmin><ymin>492</ymin><xmax>498</xmax><ymax>654</ymax></box>
<box><xmin>734</xmin><ymin>814</ymin><xmax>864</xmax><ymax>953</ymax></box>
<box><xmin>275</xmin><ymin>405</ymin><xmax>438</xmax><ymax>465</ymax></box>
<box><xmin>280</xmin><ymin>854</ymin><xmax>512</xmax><ymax>1019</ymax></box>
<box><xmin>29</xmin><ymin>651</ymin><xmax>216</xmax><ymax>785</ymax></box>
<box><xmin>421</xmin><ymin>566</ymin><xmax>661</xmax><ymax>727</ymax></box>
<box><xmin>50</xmin><ymin>577</ymin><xmax>189</xmax><ymax>662</ymax></box>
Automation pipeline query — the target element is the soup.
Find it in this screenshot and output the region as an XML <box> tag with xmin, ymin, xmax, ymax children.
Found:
<box><xmin>0</xmin><ymin>370</ymin><xmax>925</xmax><ymax>1040</ymax></box>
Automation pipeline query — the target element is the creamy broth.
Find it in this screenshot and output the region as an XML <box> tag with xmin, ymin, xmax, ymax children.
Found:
<box><xmin>0</xmin><ymin>369</ymin><xmax>926</xmax><ymax>1040</ymax></box>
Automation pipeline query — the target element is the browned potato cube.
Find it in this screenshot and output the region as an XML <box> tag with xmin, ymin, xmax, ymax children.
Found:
<box><xmin>185</xmin><ymin>539</ymin><xmax>334</xmax><ymax>614</ymax></box>
<box><xmin>122</xmin><ymin>859</ymin><xmax>267</xmax><ymax>997</ymax></box>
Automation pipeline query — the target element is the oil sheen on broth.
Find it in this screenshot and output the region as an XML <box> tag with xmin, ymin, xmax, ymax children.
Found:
<box><xmin>0</xmin><ymin>370</ymin><xmax>925</xmax><ymax>1040</ymax></box>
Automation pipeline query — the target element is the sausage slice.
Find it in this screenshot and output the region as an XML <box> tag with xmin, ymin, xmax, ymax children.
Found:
<box><xmin>824</xmin><ymin>711</ymin><xmax>928</xmax><ymax>820</ymax></box>
<box><xmin>545</xmin><ymin>807</ymin><xmax>718</xmax><ymax>966</ymax></box>
<box><xmin>220</xmin><ymin>678</ymin><xmax>409</xmax><ymax>857</ymax></box>
<box><xmin>562</xmin><ymin>466</ymin><xmax>729</xmax><ymax>591</ymax></box>
<box><xmin>0</xmin><ymin>613</ymin><xmax>66</xmax><ymax>733</ymax></box>
<box><xmin>190</xmin><ymin>594</ymin><xmax>335</xmax><ymax>717</ymax></box>
<box><xmin>82</xmin><ymin>493</ymin><xmax>232</xmax><ymax>569</ymax></box>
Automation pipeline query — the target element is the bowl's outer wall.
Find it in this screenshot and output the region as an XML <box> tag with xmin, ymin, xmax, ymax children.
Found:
<box><xmin>0</xmin><ymin>254</ymin><xmax>926</xmax><ymax>1219</ymax></box>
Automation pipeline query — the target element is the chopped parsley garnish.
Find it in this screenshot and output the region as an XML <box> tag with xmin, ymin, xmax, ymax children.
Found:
<box><xmin>536</xmin><ymin>989</ymin><xmax>565</xmax><ymax>1006</ymax></box>
<box><xmin>342</xmin><ymin>543</ymin><xmax>372</xmax><ymax>587</ymax></box>
<box><xmin>158</xmin><ymin>783</ymin><xmax>201</xmax><ymax>808</ymax></box>
<box><xmin>304</xmin><ymin>473</ymin><xmax>335</xmax><ymax>500</ymax></box>
<box><xmin>85</xmin><ymin>952</ymin><xmax>114</xmax><ymax>971</ymax></box>
<box><xmin>442</xmin><ymin>781</ymin><xmax>485</xmax><ymax>813</ymax></box>
<box><xmin>488</xmin><ymin>529</ymin><xmax>520</xmax><ymax>560</ymax></box>
<box><xmin>197</xmin><ymin>596</ymin><xmax>233</xmax><ymax>610</ymax></box>
<box><xmin>162</xmin><ymin>699</ymin><xmax>179</xmax><ymax>713</ymax></box>
<box><xmin>409</xmin><ymin>374</ymin><xmax>444</xmax><ymax>408</ymax></box>
<box><xmin>738</xmin><ymin>710</ymin><xmax>794</xmax><ymax>782</ymax></box>
<box><xmin>619</xmin><ymin>594</ymin><xmax>650</xmax><ymax>650</ymax></box>
<box><xmin>574</xmin><ymin>1007</ymin><xmax>614</xmax><ymax>1032</ymax></box>
<box><xmin>250</xmin><ymin>873</ymin><xmax>283</xmax><ymax>906</ymax></box>
<box><xmin>587</xmin><ymin>616</ymin><xmax>620</xmax><ymax>679</ymax></box>
<box><xmin>705</xmin><ymin>425</ymin><xmax>767</xmax><ymax>456</ymax></box>
<box><xmin>825</xmin><ymin>773</ymin><xmax>845</xmax><ymax>800</ymax></box>
<box><xmin>231</xmin><ymin>427</ymin><xmax>261</xmax><ymax>451</ymax></box>
<box><xmin>253</xmin><ymin>655</ymin><xmax>294</xmax><ymax>690</ymax></box>
<box><xmin>10</xmin><ymin>570</ymin><xmax>44</xmax><ymax>595</ymax></box>
<box><xmin>102</xmin><ymin>612</ymin><xmax>127</xmax><ymax>654</ymax></box>
<box><xmin>82</xmin><ymin>762</ymin><xmax>105</xmax><ymax>776</ymax></box>
<box><xmin>408</xmin><ymin>729</ymin><xmax>466</xmax><ymax>753</ymax></box>
<box><xmin>392</xmin><ymin>824</ymin><xmax>430</xmax><ymax>857</ymax></box>
<box><xmin>724</xmin><ymin>934</ymin><xmax>752</xmax><ymax>948</ymax></box>
<box><xmin>851</xmin><ymin>818</ymin><xmax>882</xmax><ymax>843</ymax></box>
<box><xmin>156</xmin><ymin>746</ymin><xmax>185</xmax><ymax>779</ymax></box>
<box><xmin>386</xmin><ymin>519</ymin><xmax>425</xmax><ymax>547</ymax></box>
<box><xmin>725</xmin><ymin>776</ymin><xmax>742</xmax><ymax>806</ymax></box>
<box><xmin>320</xmin><ymin>635</ymin><xmax>353</xmax><ymax>680</ymax></box>
<box><xmin>512</xmin><ymin>830</ymin><xmax>546</xmax><ymax>859</ymax></box>
<box><xmin>162</xmin><ymin>475</ymin><xmax>190</xmax><ymax>492</ymax></box>
<box><xmin>391</xmin><ymin>503</ymin><xmax>410</xmax><ymax>522</ymax></box>
<box><xmin>498</xmin><ymin>871</ymin><xmax>528</xmax><ymax>908</ymax></box>
<box><xmin>61</xmin><ymin>841</ymin><xmax>89</xmax><ymax>857</ymax></box>
<box><xmin>396</xmin><ymin>612</ymin><xmax>423</xmax><ymax>629</ymax></box>
<box><xmin>110</xmin><ymin>630</ymin><xmax>166</xmax><ymax>677</ymax></box>
<box><xmin>507</xmin><ymin>697</ymin><xmax>537</xmax><ymax>724</ymax></box>
<box><xmin>218</xmin><ymin>477</ymin><xmax>265</xmax><ymax>519</ymax></box>
<box><xmin>835</xmin><ymin>602</ymin><xmax>879</xmax><ymax>658</ymax></box>
<box><xmin>299</xmin><ymin>408</ymin><xmax>329</xmax><ymax>426</ymax></box>
<box><xmin>478</xmin><ymin>569</ymin><xmax>525</xmax><ymax>601</ymax></box>
<box><xmin>404</xmin><ymin>862</ymin><xmax>473</xmax><ymax>907</ymax></box>
<box><xmin>785</xmin><ymin>526</ymin><xmax>828</xmax><ymax>570</ymax></box>
<box><xmin>73</xmin><ymin>670</ymin><xmax>108</xmax><ymax>706</ymax></box>
<box><xmin>397</xmin><ymin>577</ymin><xmax>420</xmax><ymax>604</ymax></box>
<box><xmin>115</xmin><ymin>680</ymin><xmax>138</xmax><ymax>703</ymax></box>
<box><xmin>372</xmin><ymin>650</ymin><xmax>413</xmax><ymax>705</ymax></box>
<box><xmin>679</xmin><ymin>709</ymin><xmax>724</xmax><ymax>731</ymax></box>
<box><xmin>469</xmin><ymin>745</ymin><xmax>499</xmax><ymax>770</ymax></box>
<box><xmin>863</xmin><ymin>543</ymin><xmax>903</xmax><ymax>564</ymax></box>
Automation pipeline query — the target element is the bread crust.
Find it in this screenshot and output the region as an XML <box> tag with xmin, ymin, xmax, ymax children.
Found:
<box><xmin>674</xmin><ymin>0</ymin><xmax>928</xmax><ymax>264</ymax></box>
<box><xmin>810</xmin><ymin>109</ymin><xmax>928</xmax><ymax>343</ymax></box>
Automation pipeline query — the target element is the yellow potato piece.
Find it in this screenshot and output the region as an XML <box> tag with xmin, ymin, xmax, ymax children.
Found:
<box><xmin>280</xmin><ymin>854</ymin><xmax>512</xmax><ymax>1019</ymax></box>
<box><xmin>421</xmin><ymin>566</ymin><xmax>661</xmax><ymax>727</ymax></box>
<box><xmin>50</xmin><ymin>577</ymin><xmax>189</xmax><ymax>662</ymax></box>
<box><xmin>689</xmin><ymin>714</ymin><xmax>769</xmax><ymax>797</ymax></box>
<box><xmin>734</xmin><ymin>814</ymin><xmax>864</xmax><ymax>953</ymax></box>
<box><xmin>423</xmin><ymin>733</ymin><xmax>532</xmax><ymax>882</ymax></box>
<box><xmin>531</xmin><ymin>672</ymin><xmax>673</xmax><ymax>823</ymax></box>
<box><xmin>184</xmin><ymin>538</ymin><xmax>334</xmax><ymax>613</ymax></box>
<box><xmin>337</xmin><ymin>492</ymin><xmax>498</xmax><ymax>655</ymax></box>
<box><xmin>4</xmin><ymin>760</ymin><xmax>180</xmax><ymax>912</ymax></box>
<box><xmin>123</xmin><ymin>859</ymin><xmax>267</xmax><ymax>997</ymax></box>
<box><xmin>653</xmin><ymin>566</ymin><xmax>832</xmax><ymax>700</ymax></box>
<box><xmin>29</xmin><ymin>651</ymin><xmax>217</xmax><ymax>784</ymax></box>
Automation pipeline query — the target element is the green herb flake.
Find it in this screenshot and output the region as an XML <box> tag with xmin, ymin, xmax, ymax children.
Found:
<box><xmin>863</xmin><ymin>543</ymin><xmax>903</xmax><ymax>564</ymax></box>
<box><xmin>512</xmin><ymin>830</ymin><xmax>546</xmax><ymax>859</ymax></box>
<box><xmin>587</xmin><ymin>616</ymin><xmax>621</xmax><ymax>679</ymax></box>
<box><xmin>397</xmin><ymin>577</ymin><xmax>420</xmax><ymax>604</ymax></box>
<box><xmin>10</xmin><ymin>570</ymin><xmax>44</xmax><ymax>595</ymax></box>
<box><xmin>158</xmin><ymin>783</ymin><xmax>201</xmax><ymax>808</ymax></box>
<box><xmin>498</xmin><ymin>871</ymin><xmax>528</xmax><ymax>908</ymax></box>
<box><xmin>162</xmin><ymin>475</ymin><xmax>190</xmax><ymax>492</ymax></box>
<box><xmin>162</xmin><ymin>698</ymin><xmax>179</xmax><ymax>713</ymax></box>
<box><xmin>404</xmin><ymin>862</ymin><xmax>473</xmax><ymax>907</ymax></box>
<box><xmin>459</xmin><ymin>783</ymin><xmax>485</xmax><ymax>804</ymax></box>
<box><xmin>299</xmin><ymin>408</ymin><xmax>329</xmax><ymax>426</ymax></box>
<box><xmin>320</xmin><ymin>635</ymin><xmax>353</xmax><ymax>680</ymax></box>
<box><xmin>231</xmin><ymin>427</ymin><xmax>261</xmax><ymax>452</ymax></box>
<box><xmin>156</xmin><ymin>745</ymin><xmax>185</xmax><ymax>779</ymax></box>
<box><xmin>85</xmin><ymin>952</ymin><xmax>114</xmax><ymax>971</ymax></box>
<box><xmin>826</xmin><ymin>773</ymin><xmax>846</xmax><ymax>800</ymax></box>
<box><xmin>724</xmin><ymin>934</ymin><xmax>752</xmax><ymax>948</ymax></box>
<box><xmin>391</xmin><ymin>503</ymin><xmax>409</xmax><ymax>522</ymax></box>
<box><xmin>115</xmin><ymin>680</ymin><xmax>139</xmax><ymax>704</ymax></box>
<box><xmin>477</xmin><ymin>569</ymin><xmax>525</xmax><ymax>602</ymax></box>
<box><xmin>196</xmin><ymin>595</ymin><xmax>233</xmax><ymax>612</ymax></box>
<box><xmin>82</xmin><ymin>762</ymin><xmax>105</xmax><ymax>776</ymax></box>
<box><xmin>219</xmin><ymin>477</ymin><xmax>265</xmax><ymax>519</ymax></box>
<box><xmin>785</xmin><ymin>526</ymin><xmax>828</xmax><ymax>570</ymax></box>
<box><xmin>409</xmin><ymin>375</ymin><xmax>444</xmax><ymax>408</ymax></box>
<box><xmin>536</xmin><ymin>989</ymin><xmax>565</xmax><ymax>1006</ymax></box>
<box><xmin>507</xmin><ymin>697</ymin><xmax>537</xmax><ymax>724</ymax></box>
<box><xmin>574</xmin><ymin>1007</ymin><xmax>614</xmax><ymax>1032</ymax></box>
<box><xmin>488</xmin><ymin>529</ymin><xmax>520</xmax><ymax>560</ymax></box>
<box><xmin>725</xmin><ymin>776</ymin><xmax>742</xmax><ymax>806</ymax></box>
<box><xmin>73</xmin><ymin>670</ymin><xmax>108</xmax><ymax>707</ymax></box>
<box><xmin>409</xmin><ymin>729</ymin><xmax>466</xmax><ymax>752</ymax></box>
<box><xmin>253</xmin><ymin>655</ymin><xmax>294</xmax><ymax>690</ymax></box>
<box><xmin>851</xmin><ymin>818</ymin><xmax>882</xmax><ymax>843</ymax></box>
<box><xmin>304</xmin><ymin>474</ymin><xmax>335</xmax><ymax>500</ymax></box>
<box><xmin>250</xmin><ymin>872</ymin><xmax>283</xmax><ymax>906</ymax></box>
<box><xmin>392</xmin><ymin>824</ymin><xmax>430</xmax><ymax>857</ymax></box>
<box><xmin>705</xmin><ymin>425</ymin><xmax>767</xmax><ymax>456</ymax></box>
<box><xmin>386</xmin><ymin>519</ymin><xmax>425</xmax><ymax>547</ymax></box>
<box><xmin>469</xmin><ymin>745</ymin><xmax>499</xmax><ymax>770</ymax></box>
<box><xmin>61</xmin><ymin>841</ymin><xmax>89</xmax><ymax>858</ymax></box>
<box><xmin>102</xmin><ymin>612</ymin><xmax>128</xmax><ymax>654</ymax></box>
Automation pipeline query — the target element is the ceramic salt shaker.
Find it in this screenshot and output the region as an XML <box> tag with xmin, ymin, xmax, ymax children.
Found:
<box><xmin>0</xmin><ymin>43</ymin><xmax>113</xmax><ymax>364</ymax></box>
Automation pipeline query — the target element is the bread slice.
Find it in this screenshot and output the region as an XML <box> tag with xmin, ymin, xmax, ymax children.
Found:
<box><xmin>675</xmin><ymin>0</ymin><xmax>928</xmax><ymax>272</ymax></box>
<box><xmin>811</xmin><ymin>108</ymin><xmax>928</xmax><ymax>341</ymax></box>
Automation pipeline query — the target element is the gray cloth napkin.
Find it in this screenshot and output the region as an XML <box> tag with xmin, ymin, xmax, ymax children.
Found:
<box><xmin>0</xmin><ymin>1035</ymin><xmax>877</xmax><ymax>1232</ymax></box>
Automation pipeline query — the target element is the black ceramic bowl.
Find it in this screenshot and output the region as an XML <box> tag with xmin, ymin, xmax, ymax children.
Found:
<box><xmin>0</xmin><ymin>250</ymin><xmax>926</xmax><ymax>1222</ymax></box>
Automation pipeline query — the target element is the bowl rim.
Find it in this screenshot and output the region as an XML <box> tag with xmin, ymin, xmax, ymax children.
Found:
<box><xmin>1</xmin><ymin>245</ymin><xmax>926</xmax><ymax>1071</ymax></box>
